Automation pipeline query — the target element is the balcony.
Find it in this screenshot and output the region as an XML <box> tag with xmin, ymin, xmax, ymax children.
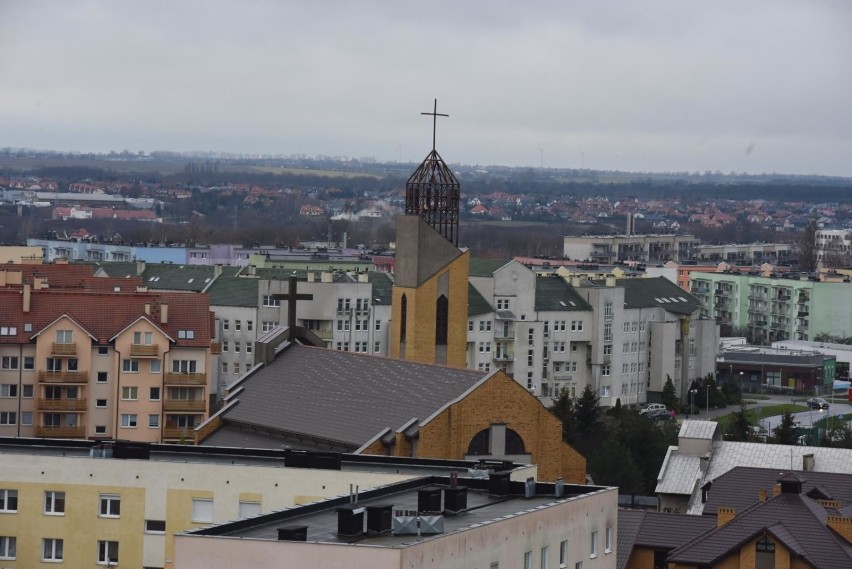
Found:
<box><xmin>163</xmin><ymin>399</ymin><xmax>207</xmax><ymax>412</ymax></box>
<box><xmin>51</xmin><ymin>343</ymin><xmax>77</xmax><ymax>356</ymax></box>
<box><xmin>771</xmin><ymin>321</ymin><xmax>788</xmax><ymax>330</ymax></box>
<box><xmin>164</xmin><ymin>373</ymin><xmax>207</xmax><ymax>386</ymax></box>
<box><xmin>210</xmin><ymin>342</ymin><xmax>222</xmax><ymax>355</ymax></box>
<box><xmin>163</xmin><ymin>426</ymin><xmax>198</xmax><ymax>440</ymax></box>
<box><xmin>492</xmin><ymin>352</ymin><xmax>514</xmax><ymax>362</ymax></box>
<box><xmin>553</xmin><ymin>372</ymin><xmax>573</xmax><ymax>381</ymax></box>
<box><xmin>797</xmin><ymin>309</ymin><xmax>809</xmax><ymax>317</ymax></box>
<box><xmin>748</xmin><ymin>292</ymin><xmax>766</xmax><ymax>301</ymax></box>
<box><xmin>38</xmin><ymin>397</ymin><xmax>87</xmax><ymax>411</ymax></box>
<box><xmin>38</xmin><ymin>371</ymin><xmax>88</xmax><ymax>383</ymax></box>
<box><xmin>130</xmin><ymin>344</ymin><xmax>160</xmax><ymax>358</ymax></box>
<box><xmin>494</xmin><ymin>329</ymin><xmax>515</xmax><ymax>340</ymax></box>
<box><xmin>35</xmin><ymin>425</ymin><xmax>86</xmax><ymax>438</ymax></box>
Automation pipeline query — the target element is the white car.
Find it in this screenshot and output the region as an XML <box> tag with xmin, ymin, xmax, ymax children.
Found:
<box><xmin>639</xmin><ymin>403</ymin><xmax>667</xmax><ymax>415</ymax></box>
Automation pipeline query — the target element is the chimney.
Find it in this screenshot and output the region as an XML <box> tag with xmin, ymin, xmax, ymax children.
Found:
<box><xmin>160</xmin><ymin>304</ymin><xmax>168</xmax><ymax>324</ymax></box>
<box><xmin>136</xmin><ymin>260</ymin><xmax>145</xmax><ymax>275</ymax></box>
<box><xmin>773</xmin><ymin>483</ymin><xmax>782</xmax><ymax>497</ymax></box>
<box><xmin>213</xmin><ymin>264</ymin><xmax>223</xmax><ymax>278</ymax></box>
<box><xmin>758</xmin><ymin>488</ymin><xmax>767</xmax><ymax>502</ymax></box>
<box><xmin>307</xmin><ymin>272</ymin><xmax>315</xmax><ymax>283</ymax></box>
<box><xmin>358</xmin><ymin>272</ymin><xmax>369</xmax><ymax>283</ymax></box>
<box><xmin>247</xmin><ymin>265</ymin><xmax>256</xmax><ymax>276</ymax></box>
<box><xmin>717</xmin><ymin>507</ymin><xmax>736</xmax><ymax>527</ymax></box>
<box><xmin>605</xmin><ymin>276</ymin><xmax>616</xmax><ymax>287</ymax></box>
<box><xmin>33</xmin><ymin>276</ymin><xmax>47</xmax><ymax>290</ymax></box>
<box><xmin>144</xmin><ymin>304</ymin><xmax>151</xmax><ymax>315</ymax></box>
<box><xmin>803</xmin><ymin>453</ymin><xmax>815</xmax><ymax>471</ymax></box>
<box><xmin>23</xmin><ymin>283</ymin><xmax>31</xmax><ymax>313</ymax></box>
<box><xmin>321</xmin><ymin>272</ymin><xmax>333</xmax><ymax>283</ymax></box>
<box><xmin>826</xmin><ymin>517</ymin><xmax>852</xmax><ymax>543</ymax></box>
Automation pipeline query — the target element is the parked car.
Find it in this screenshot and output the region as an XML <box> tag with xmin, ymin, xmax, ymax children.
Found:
<box><xmin>806</xmin><ymin>397</ymin><xmax>830</xmax><ymax>410</ymax></box>
<box><xmin>639</xmin><ymin>403</ymin><xmax>667</xmax><ymax>415</ymax></box>
<box><xmin>647</xmin><ymin>408</ymin><xmax>672</xmax><ymax>421</ymax></box>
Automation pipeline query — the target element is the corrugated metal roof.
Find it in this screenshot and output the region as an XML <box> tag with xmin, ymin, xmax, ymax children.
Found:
<box><xmin>655</xmin><ymin>451</ymin><xmax>701</xmax><ymax>496</ymax></box>
<box><xmin>679</xmin><ymin>420</ymin><xmax>719</xmax><ymax>440</ymax></box>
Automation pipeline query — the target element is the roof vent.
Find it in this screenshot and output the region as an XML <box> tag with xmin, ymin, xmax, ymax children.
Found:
<box><xmin>277</xmin><ymin>525</ymin><xmax>308</xmax><ymax>541</ymax></box>
<box><xmin>489</xmin><ymin>471</ymin><xmax>512</xmax><ymax>496</ymax></box>
<box><xmin>336</xmin><ymin>505</ymin><xmax>365</xmax><ymax>537</ymax></box>
<box><xmin>366</xmin><ymin>504</ymin><xmax>393</xmax><ymax>534</ymax></box>
<box><xmin>524</xmin><ymin>477</ymin><xmax>536</xmax><ymax>499</ymax></box>
<box><xmin>418</xmin><ymin>487</ymin><xmax>442</xmax><ymax>513</ymax></box>
<box><xmin>443</xmin><ymin>486</ymin><xmax>468</xmax><ymax>515</ymax></box>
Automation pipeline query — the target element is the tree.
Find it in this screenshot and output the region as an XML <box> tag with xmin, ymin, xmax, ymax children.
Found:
<box><xmin>549</xmin><ymin>390</ymin><xmax>578</xmax><ymax>444</ymax></box>
<box><xmin>821</xmin><ymin>424</ymin><xmax>852</xmax><ymax>448</ymax></box>
<box><xmin>772</xmin><ymin>411</ymin><xmax>798</xmax><ymax>445</ymax></box>
<box><xmin>726</xmin><ymin>404</ymin><xmax>752</xmax><ymax>442</ymax></box>
<box><xmin>662</xmin><ymin>376</ymin><xmax>678</xmax><ymax>411</ymax></box>
<box><xmin>575</xmin><ymin>384</ymin><xmax>602</xmax><ymax>432</ymax></box>
<box><xmin>589</xmin><ymin>440</ymin><xmax>644</xmax><ymax>495</ymax></box>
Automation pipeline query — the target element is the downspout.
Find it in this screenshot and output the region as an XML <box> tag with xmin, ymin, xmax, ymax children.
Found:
<box><xmin>114</xmin><ymin>347</ymin><xmax>122</xmax><ymax>440</ymax></box>
<box><xmin>16</xmin><ymin>345</ymin><xmax>22</xmax><ymax>437</ymax></box>
<box><xmin>160</xmin><ymin>344</ymin><xmax>170</xmax><ymax>443</ymax></box>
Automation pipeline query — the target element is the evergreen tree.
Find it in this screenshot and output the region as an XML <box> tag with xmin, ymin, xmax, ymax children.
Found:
<box><xmin>772</xmin><ymin>411</ymin><xmax>799</xmax><ymax>445</ymax></box>
<box><xmin>549</xmin><ymin>390</ymin><xmax>578</xmax><ymax>444</ymax></box>
<box><xmin>662</xmin><ymin>376</ymin><xmax>678</xmax><ymax>410</ymax></box>
<box><xmin>589</xmin><ymin>440</ymin><xmax>644</xmax><ymax>495</ymax></box>
<box><xmin>727</xmin><ymin>404</ymin><xmax>752</xmax><ymax>441</ymax></box>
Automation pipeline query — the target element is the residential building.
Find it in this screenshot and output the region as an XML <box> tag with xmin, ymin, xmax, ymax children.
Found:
<box><xmin>0</xmin><ymin>246</ymin><xmax>43</xmax><ymax>264</ymax></box>
<box><xmin>175</xmin><ymin>474</ymin><xmax>618</xmax><ymax>569</ymax></box>
<box><xmin>27</xmin><ymin>237</ymin><xmax>186</xmax><ymax>263</ymax></box>
<box><xmin>690</xmin><ymin>271</ymin><xmax>852</xmax><ymax>342</ymax></box>
<box><xmin>655</xmin><ymin>420</ymin><xmax>852</xmax><ymax>515</ymax></box>
<box><xmin>693</xmin><ymin>242</ymin><xmax>795</xmax><ymax>264</ymax></box>
<box><xmin>563</xmin><ymin>234</ymin><xmax>698</xmax><ymax>264</ymax></box>
<box><xmin>0</xmin><ymin>278</ymin><xmax>215</xmax><ymax>442</ymax></box>
<box><xmin>816</xmin><ymin>228</ymin><xmax>852</xmax><ymax>268</ymax></box>
<box><xmin>0</xmin><ymin>438</ymin><xmax>514</xmax><ymax>568</ymax></box>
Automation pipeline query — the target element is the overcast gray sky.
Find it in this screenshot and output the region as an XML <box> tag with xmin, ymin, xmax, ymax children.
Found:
<box><xmin>1</xmin><ymin>0</ymin><xmax>851</xmax><ymax>176</ymax></box>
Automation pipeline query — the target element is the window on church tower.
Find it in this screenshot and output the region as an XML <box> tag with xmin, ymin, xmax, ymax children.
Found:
<box><xmin>435</xmin><ymin>295</ymin><xmax>448</xmax><ymax>345</ymax></box>
<box><xmin>400</xmin><ymin>295</ymin><xmax>407</xmax><ymax>343</ymax></box>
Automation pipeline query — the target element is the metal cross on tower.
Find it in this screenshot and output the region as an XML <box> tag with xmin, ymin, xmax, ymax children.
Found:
<box><xmin>273</xmin><ymin>276</ymin><xmax>314</xmax><ymax>332</ymax></box>
<box><xmin>421</xmin><ymin>98</ymin><xmax>448</xmax><ymax>152</ymax></box>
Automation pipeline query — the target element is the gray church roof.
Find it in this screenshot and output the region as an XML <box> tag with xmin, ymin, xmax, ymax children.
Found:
<box><xmin>211</xmin><ymin>344</ymin><xmax>489</xmax><ymax>449</ymax></box>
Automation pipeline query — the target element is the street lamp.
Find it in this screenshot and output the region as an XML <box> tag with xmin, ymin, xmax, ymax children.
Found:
<box><xmin>689</xmin><ymin>389</ymin><xmax>697</xmax><ymax>416</ymax></box>
<box><xmin>739</xmin><ymin>371</ymin><xmax>744</xmax><ymax>398</ymax></box>
<box><xmin>706</xmin><ymin>383</ymin><xmax>710</xmax><ymax>416</ymax></box>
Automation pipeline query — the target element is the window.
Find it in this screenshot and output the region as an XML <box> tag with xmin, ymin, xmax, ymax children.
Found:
<box><xmin>97</xmin><ymin>540</ymin><xmax>119</xmax><ymax>565</ymax></box>
<box><xmin>375</xmin><ymin>320</ymin><xmax>382</xmax><ymax>331</ymax></box>
<box><xmin>234</xmin><ymin>342</ymin><xmax>241</xmax><ymax>353</ymax></box>
<box><xmin>234</xmin><ymin>363</ymin><xmax>240</xmax><ymax>375</ymax></box>
<box><xmin>178</xmin><ymin>330</ymin><xmax>195</xmax><ymax>339</ymax></box>
<box><xmin>148</xmin><ymin>415</ymin><xmax>159</xmax><ymax>428</ymax></box>
<box><xmin>261</xmin><ymin>321</ymin><xmax>275</xmax><ymax>332</ymax></box>
<box><xmin>42</xmin><ymin>538</ymin><xmax>63</xmax><ymax>561</ymax></box>
<box><xmin>246</xmin><ymin>343</ymin><xmax>252</xmax><ymax>354</ymax></box>
<box><xmin>602</xmin><ymin>365</ymin><xmax>610</xmax><ymax>377</ymax></box>
<box><xmin>0</xmin><ymin>536</ymin><xmax>15</xmax><ymax>560</ymax></box>
<box><xmin>149</xmin><ymin>387</ymin><xmax>161</xmax><ymax>401</ymax></box>
<box><xmin>603</xmin><ymin>344</ymin><xmax>612</xmax><ymax>356</ymax></box>
<box><xmin>524</xmin><ymin>551</ymin><xmax>532</xmax><ymax>569</ymax></box>
<box><xmin>600</xmin><ymin>386</ymin><xmax>610</xmax><ymax>398</ymax></box>
<box><xmin>623</xmin><ymin>322</ymin><xmax>630</xmax><ymax>333</ymax></box>
<box><xmin>605</xmin><ymin>526</ymin><xmax>612</xmax><ymax>553</ymax></box>
<box><xmin>97</xmin><ymin>371</ymin><xmax>108</xmax><ymax>383</ymax></box>
<box><xmin>121</xmin><ymin>386</ymin><xmax>138</xmax><ymax>400</ymax></box>
<box><xmin>122</xmin><ymin>359</ymin><xmax>139</xmax><ymax>373</ymax></box>
<box><xmin>120</xmin><ymin>414</ymin><xmax>137</xmax><ymax>428</ymax></box>
<box><xmin>497</xmin><ymin>298</ymin><xmax>510</xmax><ymax>310</ymax></box>
<box><xmin>0</xmin><ymin>412</ymin><xmax>15</xmax><ymax>425</ymax></box>
<box><xmin>262</xmin><ymin>295</ymin><xmax>280</xmax><ymax>307</ymax></box>
<box><xmin>100</xmin><ymin>494</ymin><xmax>120</xmax><ymax>517</ymax></box>
<box><xmin>98</xmin><ymin>346</ymin><xmax>109</xmax><ymax>355</ymax></box>
<box><xmin>336</xmin><ymin>319</ymin><xmax>350</xmax><ymax>332</ymax></box>
<box><xmin>559</xmin><ymin>540</ymin><xmax>568</xmax><ymax>567</ymax></box>
<box><xmin>0</xmin><ymin>385</ymin><xmax>17</xmax><ymax>398</ymax></box>
<box><xmin>145</xmin><ymin>520</ymin><xmax>166</xmax><ymax>533</ymax></box>
<box><xmin>96</xmin><ymin>399</ymin><xmax>107</xmax><ymax>408</ymax></box>
<box><xmin>44</xmin><ymin>491</ymin><xmax>65</xmax><ymax>514</ymax></box>
<box><xmin>239</xmin><ymin>501</ymin><xmax>261</xmax><ymax>519</ymax></box>
<box><xmin>590</xmin><ymin>530</ymin><xmax>598</xmax><ymax>558</ymax></box>
<box><xmin>46</xmin><ymin>358</ymin><xmax>62</xmax><ymax>372</ymax></box>
<box><xmin>541</xmin><ymin>545</ymin><xmax>549</xmax><ymax>569</ymax></box>
<box><xmin>172</xmin><ymin>360</ymin><xmax>197</xmax><ymax>374</ymax></box>
<box><xmin>21</xmin><ymin>412</ymin><xmax>32</xmax><ymax>425</ymax></box>
<box><xmin>23</xmin><ymin>356</ymin><xmax>35</xmax><ymax>370</ymax></box>
<box><xmin>247</xmin><ymin>320</ymin><xmax>253</xmax><ymax>331</ymax></box>
<box><xmin>374</xmin><ymin>341</ymin><xmax>381</xmax><ymax>353</ymax></box>
<box><xmin>604</xmin><ymin>302</ymin><xmax>613</xmax><ymax>320</ymax></box>
<box><xmin>67</xmin><ymin>358</ymin><xmax>79</xmax><ymax>371</ymax></box>
<box><xmin>133</xmin><ymin>331</ymin><xmax>153</xmax><ymax>345</ymax></box>
<box><xmin>603</xmin><ymin>323</ymin><xmax>612</xmax><ymax>341</ymax></box>
<box><xmin>234</xmin><ymin>320</ymin><xmax>242</xmax><ymax>331</ymax></box>
<box><xmin>221</xmin><ymin>362</ymin><xmax>228</xmax><ymax>374</ymax></box>
<box><xmin>0</xmin><ymin>489</ymin><xmax>17</xmax><ymax>512</ymax></box>
<box><xmin>0</xmin><ymin>357</ymin><xmax>18</xmax><ymax>370</ymax></box>
<box><xmin>468</xmin><ymin>320</ymin><xmax>474</xmax><ymax>332</ymax></box>
<box><xmin>222</xmin><ymin>341</ymin><xmax>229</xmax><ymax>352</ymax></box>
<box><xmin>150</xmin><ymin>359</ymin><xmax>161</xmax><ymax>373</ymax></box>
<box><xmin>56</xmin><ymin>330</ymin><xmax>73</xmax><ymax>343</ymax></box>
<box><xmin>575</xmin><ymin>563</ymin><xmax>583</xmax><ymax>569</ymax></box>
<box><xmin>192</xmin><ymin>498</ymin><xmax>214</xmax><ymax>522</ymax></box>
<box><xmin>479</xmin><ymin>320</ymin><xmax>492</xmax><ymax>332</ymax></box>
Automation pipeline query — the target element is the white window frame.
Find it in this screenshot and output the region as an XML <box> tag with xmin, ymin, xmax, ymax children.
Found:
<box><xmin>122</xmin><ymin>359</ymin><xmax>139</xmax><ymax>373</ymax></box>
<box><xmin>605</xmin><ymin>526</ymin><xmax>612</xmax><ymax>554</ymax></box>
<box><xmin>97</xmin><ymin>539</ymin><xmax>119</xmax><ymax>565</ymax></box>
<box><xmin>42</xmin><ymin>538</ymin><xmax>63</xmax><ymax>562</ymax></box>
<box><xmin>0</xmin><ymin>489</ymin><xmax>17</xmax><ymax>512</ymax></box>
<box><xmin>192</xmin><ymin>498</ymin><xmax>214</xmax><ymax>523</ymax></box>
<box><xmin>120</xmin><ymin>414</ymin><xmax>137</xmax><ymax>428</ymax></box>
<box><xmin>590</xmin><ymin>530</ymin><xmax>598</xmax><ymax>558</ymax></box>
<box><xmin>121</xmin><ymin>386</ymin><xmax>138</xmax><ymax>400</ymax></box>
<box><xmin>0</xmin><ymin>535</ymin><xmax>15</xmax><ymax>560</ymax></box>
<box><xmin>44</xmin><ymin>491</ymin><xmax>65</xmax><ymax>515</ymax></box>
<box><xmin>99</xmin><ymin>494</ymin><xmax>120</xmax><ymax>518</ymax></box>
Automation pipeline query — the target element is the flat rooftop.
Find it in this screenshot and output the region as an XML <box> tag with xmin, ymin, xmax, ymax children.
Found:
<box><xmin>186</xmin><ymin>475</ymin><xmax>612</xmax><ymax>547</ymax></box>
<box><xmin>0</xmin><ymin>437</ymin><xmax>529</xmax><ymax>478</ymax></box>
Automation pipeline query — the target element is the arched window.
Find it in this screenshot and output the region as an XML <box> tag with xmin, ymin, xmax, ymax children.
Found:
<box><xmin>435</xmin><ymin>294</ymin><xmax>448</xmax><ymax>345</ymax></box>
<box><xmin>755</xmin><ymin>535</ymin><xmax>775</xmax><ymax>569</ymax></box>
<box><xmin>505</xmin><ymin>428</ymin><xmax>526</xmax><ymax>455</ymax></box>
<box><xmin>466</xmin><ymin>426</ymin><xmax>527</xmax><ymax>457</ymax></box>
<box><xmin>400</xmin><ymin>294</ymin><xmax>407</xmax><ymax>343</ymax></box>
<box><xmin>467</xmin><ymin>429</ymin><xmax>490</xmax><ymax>455</ymax></box>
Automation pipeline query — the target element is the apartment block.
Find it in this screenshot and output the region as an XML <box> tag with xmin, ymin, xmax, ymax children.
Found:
<box><xmin>563</xmin><ymin>234</ymin><xmax>698</xmax><ymax>264</ymax></box>
<box><xmin>0</xmin><ymin>280</ymin><xmax>214</xmax><ymax>442</ymax></box>
<box><xmin>690</xmin><ymin>272</ymin><xmax>852</xmax><ymax>343</ymax></box>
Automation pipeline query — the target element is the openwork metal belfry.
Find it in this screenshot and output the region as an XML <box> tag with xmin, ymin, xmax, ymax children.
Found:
<box><xmin>405</xmin><ymin>99</ymin><xmax>461</xmax><ymax>246</ymax></box>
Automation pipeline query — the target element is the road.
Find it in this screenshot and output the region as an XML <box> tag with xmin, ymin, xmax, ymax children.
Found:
<box><xmin>678</xmin><ymin>393</ymin><xmax>852</xmax><ymax>431</ymax></box>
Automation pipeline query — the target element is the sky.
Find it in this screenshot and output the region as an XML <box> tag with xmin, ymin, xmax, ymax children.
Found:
<box><xmin>1</xmin><ymin>0</ymin><xmax>851</xmax><ymax>176</ymax></box>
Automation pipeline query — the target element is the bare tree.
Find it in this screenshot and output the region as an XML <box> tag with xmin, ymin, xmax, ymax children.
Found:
<box><xmin>798</xmin><ymin>220</ymin><xmax>817</xmax><ymax>272</ymax></box>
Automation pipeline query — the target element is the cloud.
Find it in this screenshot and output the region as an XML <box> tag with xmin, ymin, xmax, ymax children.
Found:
<box><xmin>0</xmin><ymin>0</ymin><xmax>850</xmax><ymax>175</ymax></box>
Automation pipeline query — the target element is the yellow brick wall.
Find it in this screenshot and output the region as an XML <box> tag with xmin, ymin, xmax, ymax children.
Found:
<box><xmin>414</xmin><ymin>371</ymin><xmax>586</xmax><ymax>482</ymax></box>
<box><xmin>626</xmin><ymin>547</ymin><xmax>654</xmax><ymax>569</ymax></box>
<box><xmin>390</xmin><ymin>251</ymin><xmax>469</xmax><ymax>368</ymax></box>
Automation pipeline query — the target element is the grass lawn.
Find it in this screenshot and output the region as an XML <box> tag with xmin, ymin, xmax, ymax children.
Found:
<box><xmin>714</xmin><ymin>404</ymin><xmax>808</xmax><ymax>430</ymax></box>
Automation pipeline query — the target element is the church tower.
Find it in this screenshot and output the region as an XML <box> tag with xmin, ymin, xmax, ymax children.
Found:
<box><xmin>391</xmin><ymin>100</ymin><xmax>469</xmax><ymax>367</ymax></box>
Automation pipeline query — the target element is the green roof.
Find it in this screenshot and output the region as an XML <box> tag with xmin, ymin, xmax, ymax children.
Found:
<box><xmin>534</xmin><ymin>276</ymin><xmax>593</xmax><ymax>312</ymax></box>
<box><xmin>368</xmin><ymin>272</ymin><xmax>394</xmax><ymax>305</ymax></box>
<box><xmin>93</xmin><ymin>262</ymin><xmax>140</xmax><ymax>278</ymax></box>
<box><xmin>616</xmin><ymin>277</ymin><xmax>701</xmax><ymax>315</ymax></box>
<box><xmin>206</xmin><ymin>276</ymin><xmax>259</xmax><ymax>307</ymax></box>
<box><xmin>137</xmin><ymin>264</ymin><xmax>240</xmax><ymax>291</ymax></box>
<box><xmin>468</xmin><ymin>283</ymin><xmax>493</xmax><ymax>316</ymax></box>
<box><xmin>469</xmin><ymin>258</ymin><xmax>511</xmax><ymax>277</ymax></box>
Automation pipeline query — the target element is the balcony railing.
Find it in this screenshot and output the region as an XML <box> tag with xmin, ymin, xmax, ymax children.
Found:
<box><xmin>553</xmin><ymin>372</ymin><xmax>573</xmax><ymax>381</ymax></box>
<box><xmin>38</xmin><ymin>371</ymin><xmax>88</xmax><ymax>383</ymax></box>
<box><xmin>492</xmin><ymin>352</ymin><xmax>515</xmax><ymax>362</ymax></box>
<box><xmin>164</xmin><ymin>373</ymin><xmax>207</xmax><ymax>386</ymax></box>
<box><xmin>37</xmin><ymin>397</ymin><xmax>87</xmax><ymax>411</ymax></box>
<box><xmin>494</xmin><ymin>330</ymin><xmax>515</xmax><ymax>340</ymax></box>
<box><xmin>35</xmin><ymin>425</ymin><xmax>86</xmax><ymax>438</ymax></box>
<box><xmin>314</xmin><ymin>329</ymin><xmax>334</xmax><ymax>340</ymax></box>
<box><xmin>163</xmin><ymin>399</ymin><xmax>207</xmax><ymax>412</ymax></box>
<box><xmin>163</xmin><ymin>426</ymin><xmax>198</xmax><ymax>440</ymax></box>
<box><xmin>210</xmin><ymin>342</ymin><xmax>222</xmax><ymax>355</ymax></box>
<box><xmin>130</xmin><ymin>344</ymin><xmax>160</xmax><ymax>357</ymax></box>
<box><xmin>51</xmin><ymin>343</ymin><xmax>77</xmax><ymax>356</ymax></box>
